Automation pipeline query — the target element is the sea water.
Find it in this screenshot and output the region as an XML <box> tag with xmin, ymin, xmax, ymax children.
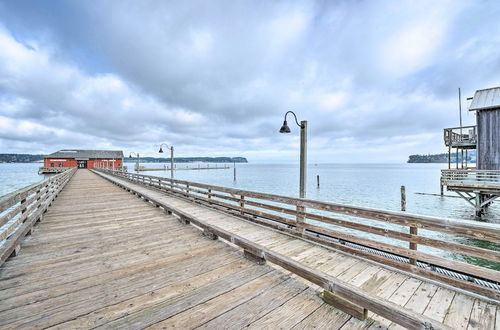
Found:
<box><xmin>1</xmin><ymin>162</ymin><xmax>498</xmax><ymax>223</ymax></box>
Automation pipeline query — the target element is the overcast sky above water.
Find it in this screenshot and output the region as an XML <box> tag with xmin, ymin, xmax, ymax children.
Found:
<box><xmin>0</xmin><ymin>1</ymin><xmax>499</xmax><ymax>163</ymax></box>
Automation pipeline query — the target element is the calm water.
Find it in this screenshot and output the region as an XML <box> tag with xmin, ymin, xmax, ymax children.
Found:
<box><xmin>1</xmin><ymin>162</ymin><xmax>499</xmax><ymax>222</ymax></box>
<box><xmin>1</xmin><ymin>162</ymin><xmax>498</xmax><ymax>270</ymax></box>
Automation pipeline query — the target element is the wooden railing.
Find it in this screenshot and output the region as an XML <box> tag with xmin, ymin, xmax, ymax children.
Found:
<box><xmin>97</xmin><ymin>169</ymin><xmax>500</xmax><ymax>301</ymax></box>
<box><xmin>0</xmin><ymin>168</ymin><xmax>76</xmax><ymax>266</ymax></box>
<box><xmin>94</xmin><ymin>170</ymin><xmax>454</xmax><ymax>329</ymax></box>
<box><xmin>442</xmin><ymin>169</ymin><xmax>500</xmax><ymax>189</ymax></box>
<box><xmin>444</xmin><ymin>125</ymin><xmax>476</xmax><ymax>147</ymax></box>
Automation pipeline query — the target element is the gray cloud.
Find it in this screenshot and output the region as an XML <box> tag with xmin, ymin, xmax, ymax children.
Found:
<box><xmin>0</xmin><ymin>0</ymin><xmax>499</xmax><ymax>162</ymax></box>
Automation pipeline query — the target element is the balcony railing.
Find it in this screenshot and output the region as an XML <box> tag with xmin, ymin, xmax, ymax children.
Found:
<box><xmin>441</xmin><ymin>169</ymin><xmax>500</xmax><ymax>189</ymax></box>
<box><xmin>443</xmin><ymin>125</ymin><xmax>477</xmax><ymax>147</ymax></box>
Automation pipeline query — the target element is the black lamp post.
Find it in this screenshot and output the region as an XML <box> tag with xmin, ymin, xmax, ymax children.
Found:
<box><xmin>158</xmin><ymin>143</ymin><xmax>174</xmax><ymax>179</ymax></box>
<box><xmin>129</xmin><ymin>152</ymin><xmax>139</xmax><ymax>172</ymax></box>
<box><xmin>279</xmin><ymin>111</ymin><xmax>307</xmax><ymax>198</ymax></box>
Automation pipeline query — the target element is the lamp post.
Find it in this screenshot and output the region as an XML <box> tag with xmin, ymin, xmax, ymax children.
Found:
<box><xmin>279</xmin><ymin>111</ymin><xmax>307</xmax><ymax>198</ymax></box>
<box><xmin>158</xmin><ymin>143</ymin><xmax>174</xmax><ymax>179</ymax></box>
<box><xmin>129</xmin><ymin>152</ymin><xmax>140</xmax><ymax>172</ymax></box>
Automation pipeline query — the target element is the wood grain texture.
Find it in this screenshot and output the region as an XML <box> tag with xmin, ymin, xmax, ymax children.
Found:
<box><xmin>95</xmin><ymin>170</ymin><xmax>479</xmax><ymax>330</ymax></box>
<box><xmin>0</xmin><ymin>169</ymin><xmax>362</xmax><ymax>329</ymax></box>
<box><xmin>3</xmin><ymin>169</ymin><xmax>494</xmax><ymax>329</ymax></box>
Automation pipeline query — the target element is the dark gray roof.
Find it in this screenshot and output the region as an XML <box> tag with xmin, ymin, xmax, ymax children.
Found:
<box><xmin>46</xmin><ymin>149</ymin><xmax>124</xmax><ymax>159</ymax></box>
<box><xmin>469</xmin><ymin>87</ymin><xmax>500</xmax><ymax>111</ymax></box>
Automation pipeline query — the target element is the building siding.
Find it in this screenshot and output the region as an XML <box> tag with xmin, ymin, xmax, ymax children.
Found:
<box><xmin>43</xmin><ymin>158</ymin><xmax>123</xmax><ymax>169</ymax></box>
<box><xmin>477</xmin><ymin>109</ymin><xmax>500</xmax><ymax>170</ymax></box>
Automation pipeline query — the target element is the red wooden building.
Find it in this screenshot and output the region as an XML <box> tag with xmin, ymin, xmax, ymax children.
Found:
<box><xmin>43</xmin><ymin>149</ymin><xmax>124</xmax><ymax>169</ymax></box>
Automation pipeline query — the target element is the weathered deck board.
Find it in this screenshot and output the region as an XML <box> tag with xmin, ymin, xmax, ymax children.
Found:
<box><xmin>0</xmin><ymin>170</ymin><xmax>360</xmax><ymax>329</ymax></box>
<box><xmin>95</xmin><ymin>170</ymin><xmax>499</xmax><ymax>329</ymax></box>
<box><xmin>1</xmin><ymin>169</ymin><xmax>497</xmax><ymax>329</ymax></box>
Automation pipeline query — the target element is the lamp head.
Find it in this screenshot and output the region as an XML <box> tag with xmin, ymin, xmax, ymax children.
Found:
<box><xmin>279</xmin><ymin>120</ymin><xmax>291</xmax><ymax>133</ymax></box>
<box><xmin>128</xmin><ymin>153</ymin><xmax>132</xmax><ymax>158</ymax></box>
<box><xmin>158</xmin><ymin>147</ymin><xmax>163</xmax><ymax>153</ymax></box>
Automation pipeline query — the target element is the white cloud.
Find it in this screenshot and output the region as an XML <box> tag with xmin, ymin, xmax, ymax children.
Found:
<box><xmin>0</xmin><ymin>0</ymin><xmax>499</xmax><ymax>162</ymax></box>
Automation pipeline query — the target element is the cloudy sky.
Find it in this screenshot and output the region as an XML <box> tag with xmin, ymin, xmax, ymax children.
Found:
<box><xmin>0</xmin><ymin>0</ymin><xmax>499</xmax><ymax>163</ymax></box>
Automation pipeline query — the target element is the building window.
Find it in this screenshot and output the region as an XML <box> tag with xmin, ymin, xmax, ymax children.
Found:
<box><xmin>50</xmin><ymin>163</ymin><xmax>54</xmax><ymax>167</ymax></box>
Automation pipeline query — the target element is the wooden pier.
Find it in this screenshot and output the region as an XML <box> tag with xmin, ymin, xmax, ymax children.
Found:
<box><xmin>38</xmin><ymin>167</ymin><xmax>67</xmax><ymax>174</ymax></box>
<box><xmin>137</xmin><ymin>165</ymin><xmax>230</xmax><ymax>172</ymax></box>
<box><xmin>0</xmin><ymin>169</ymin><xmax>499</xmax><ymax>329</ymax></box>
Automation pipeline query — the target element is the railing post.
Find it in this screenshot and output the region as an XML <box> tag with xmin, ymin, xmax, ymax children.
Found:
<box><xmin>409</xmin><ymin>226</ymin><xmax>417</xmax><ymax>265</ymax></box>
<box><xmin>240</xmin><ymin>195</ymin><xmax>245</xmax><ymax>215</ymax></box>
<box><xmin>296</xmin><ymin>203</ymin><xmax>305</xmax><ymax>236</ymax></box>
<box><xmin>400</xmin><ymin>185</ymin><xmax>406</xmax><ymax>211</ymax></box>
<box><xmin>35</xmin><ymin>187</ymin><xmax>43</xmax><ymax>211</ymax></box>
<box><xmin>208</xmin><ymin>189</ymin><xmax>212</xmax><ymax>204</ymax></box>
<box><xmin>20</xmin><ymin>198</ymin><xmax>27</xmax><ymax>221</ymax></box>
<box><xmin>186</xmin><ymin>183</ymin><xmax>190</xmax><ymax>196</ymax></box>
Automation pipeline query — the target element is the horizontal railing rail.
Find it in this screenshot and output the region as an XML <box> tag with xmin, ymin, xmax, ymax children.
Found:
<box><xmin>0</xmin><ymin>168</ymin><xmax>76</xmax><ymax>266</ymax></box>
<box><xmin>94</xmin><ymin>169</ymin><xmax>453</xmax><ymax>329</ymax></box>
<box><xmin>443</xmin><ymin>125</ymin><xmax>477</xmax><ymax>146</ymax></box>
<box><xmin>442</xmin><ymin>169</ymin><xmax>500</xmax><ymax>188</ymax></box>
<box><xmin>96</xmin><ymin>169</ymin><xmax>500</xmax><ymax>301</ymax></box>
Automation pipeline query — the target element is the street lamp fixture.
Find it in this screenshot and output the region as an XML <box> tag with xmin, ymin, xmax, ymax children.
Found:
<box><xmin>279</xmin><ymin>111</ymin><xmax>307</xmax><ymax>198</ymax></box>
<box><xmin>129</xmin><ymin>152</ymin><xmax>140</xmax><ymax>172</ymax></box>
<box><xmin>158</xmin><ymin>143</ymin><xmax>174</xmax><ymax>179</ymax></box>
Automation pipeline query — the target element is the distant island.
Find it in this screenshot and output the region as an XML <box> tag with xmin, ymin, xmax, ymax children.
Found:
<box><xmin>0</xmin><ymin>154</ymin><xmax>248</xmax><ymax>163</ymax></box>
<box><xmin>0</xmin><ymin>154</ymin><xmax>44</xmax><ymax>163</ymax></box>
<box><xmin>408</xmin><ymin>152</ymin><xmax>476</xmax><ymax>163</ymax></box>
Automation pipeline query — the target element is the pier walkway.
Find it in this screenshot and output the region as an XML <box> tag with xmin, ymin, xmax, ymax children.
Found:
<box><xmin>0</xmin><ymin>169</ymin><xmax>499</xmax><ymax>329</ymax></box>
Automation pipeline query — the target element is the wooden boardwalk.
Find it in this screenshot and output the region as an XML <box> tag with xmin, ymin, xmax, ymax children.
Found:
<box><xmin>1</xmin><ymin>169</ymin><xmax>499</xmax><ymax>329</ymax></box>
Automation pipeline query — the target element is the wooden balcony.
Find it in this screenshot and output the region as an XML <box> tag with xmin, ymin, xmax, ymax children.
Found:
<box><xmin>443</xmin><ymin>125</ymin><xmax>477</xmax><ymax>149</ymax></box>
<box><xmin>441</xmin><ymin>169</ymin><xmax>500</xmax><ymax>192</ymax></box>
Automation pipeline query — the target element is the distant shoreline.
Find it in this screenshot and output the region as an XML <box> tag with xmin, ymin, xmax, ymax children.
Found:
<box><xmin>0</xmin><ymin>154</ymin><xmax>248</xmax><ymax>164</ymax></box>
<box><xmin>408</xmin><ymin>152</ymin><xmax>476</xmax><ymax>164</ymax></box>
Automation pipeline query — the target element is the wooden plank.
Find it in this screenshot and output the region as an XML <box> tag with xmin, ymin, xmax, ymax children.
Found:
<box><xmin>91</xmin><ymin>265</ymin><xmax>272</xmax><ymax>330</ymax></box>
<box><xmin>246</xmin><ymin>288</ymin><xmax>324</xmax><ymax>329</ymax></box>
<box><xmin>389</xmin><ymin>282</ymin><xmax>439</xmax><ymax>329</ymax></box>
<box><xmin>422</xmin><ymin>287</ymin><xmax>456</xmax><ymax>323</ymax></box>
<box><xmin>0</xmin><ymin>244</ymin><xmax>230</xmax><ymax>309</ymax></box>
<box><xmin>0</xmin><ymin>247</ymin><xmax>244</xmax><ymax>328</ymax></box>
<box><xmin>466</xmin><ymin>300</ymin><xmax>497</xmax><ymax>330</ymax></box>
<box><xmin>291</xmin><ymin>301</ymin><xmax>351</xmax><ymax>329</ymax></box>
<box><xmin>321</xmin><ymin>289</ymin><xmax>367</xmax><ymax>320</ymax></box>
<box><xmin>0</xmin><ymin>237</ymin><xmax>218</xmax><ymax>294</ymax></box>
<box><xmin>368</xmin><ymin>277</ymin><xmax>422</xmax><ymax>329</ymax></box>
<box><xmin>339</xmin><ymin>271</ymin><xmax>407</xmax><ymax>329</ymax></box>
<box><xmin>104</xmin><ymin>170</ymin><xmax>500</xmax><ymax>242</ymax></box>
<box><xmin>195</xmin><ymin>278</ymin><xmax>307</xmax><ymax>329</ymax></box>
<box><xmin>99</xmin><ymin>171</ymin><xmax>500</xmax><ymax>300</ymax></box>
<box><xmin>148</xmin><ymin>271</ymin><xmax>290</xmax><ymax>328</ymax></box>
<box><xmin>443</xmin><ymin>293</ymin><xmax>475</xmax><ymax>330</ymax></box>
<box><xmin>49</xmin><ymin>260</ymin><xmax>252</xmax><ymax>329</ymax></box>
<box><xmin>301</xmin><ymin>232</ymin><xmax>500</xmax><ymax>300</ymax></box>
<box><xmin>302</xmin><ymin>222</ymin><xmax>500</xmax><ymax>283</ymax></box>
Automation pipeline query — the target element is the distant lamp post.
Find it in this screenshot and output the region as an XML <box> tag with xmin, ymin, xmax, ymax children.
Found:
<box><xmin>158</xmin><ymin>143</ymin><xmax>174</xmax><ymax>179</ymax></box>
<box><xmin>129</xmin><ymin>152</ymin><xmax>140</xmax><ymax>172</ymax></box>
<box><xmin>279</xmin><ymin>111</ymin><xmax>307</xmax><ymax>198</ymax></box>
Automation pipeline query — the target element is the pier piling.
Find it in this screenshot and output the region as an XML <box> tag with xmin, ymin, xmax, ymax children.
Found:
<box><xmin>401</xmin><ymin>185</ymin><xmax>406</xmax><ymax>211</ymax></box>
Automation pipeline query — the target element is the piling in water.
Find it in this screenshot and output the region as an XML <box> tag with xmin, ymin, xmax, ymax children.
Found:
<box><xmin>401</xmin><ymin>185</ymin><xmax>406</xmax><ymax>211</ymax></box>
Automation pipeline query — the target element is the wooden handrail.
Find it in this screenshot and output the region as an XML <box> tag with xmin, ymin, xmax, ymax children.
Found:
<box><xmin>0</xmin><ymin>168</ymin><xmax>77</xmax><ymax>266</ymax></box>
<box><xmin>96</xmin><ymin>169</ymin><xmax>500</xmax><ymax>300</ymax></box>
<box><xmin>94</xmin><ymin>169</ymin><xmax>452</xmax><ymax>329</ymax></box>
<box><xmin>444</xmin><ymin>125</ymin><xmax>476</xmax><ymax>131</ymax></box>
<box><xmin>441</xmin><ymin>169</ymin><xmax>500</xmax><ymax>188</ymax></box>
